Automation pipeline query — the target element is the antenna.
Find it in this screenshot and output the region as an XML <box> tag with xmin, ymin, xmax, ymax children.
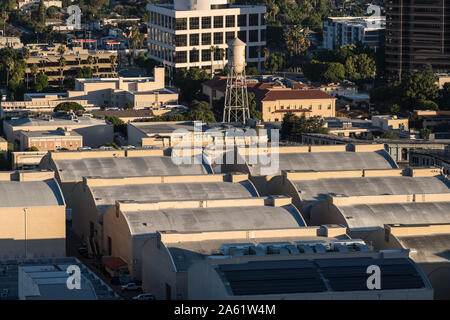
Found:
<box><xmin>223</xmin><ymin>38</ymin><xmax>250</xmax><ymax>124</ymax></box>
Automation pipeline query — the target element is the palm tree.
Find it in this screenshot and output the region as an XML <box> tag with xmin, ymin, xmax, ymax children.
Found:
<box><xmin>5</xmin><ymin>57</ymin><xmax>14</xmax><ymax>87</ymax></box>
<box><xmin>209</xmin><ymin>46</ymin><xmax>215</xmax><ymax>75</ymax></box>
<box><xmin>1</xmin><ymin>10</ymin><xmax>8</xmax><ymax>34</ymax></box>
<box><xmin>22</xmin><ymin>48</ymin><xmax>30</xmax><ymax>89</ymax></box>
<box><xmin>58</xmin><ymin>56</ymin><xmax>66</xmax><ymax>90</ymax></box>
<box><xmin>109</xmin><ymin>55</ymin><xmax>117</xmax><ymax>77</ymax></box>
<box><xmin>285</xmin><ymin>26</ymin><xmax>311</xmax><ymax>72</ymax></box>
<box><xmin>30</xmin><ymin>63</ymin><xmax>39</xmax><ymax>90</ymax></box>
<box><xmin>57</xmin><ymin>45</ymin><xmax>66</xmax><ymax>57</ymax></box>
<box><xmin>219</xmin><ymin>48</ymin><xmax>226</xmax><ymax>70</ymax></box>
<box><xmin>263</xmin><ymin>47</ymin><xmax>269</xmax><ymax>71</ymax></box>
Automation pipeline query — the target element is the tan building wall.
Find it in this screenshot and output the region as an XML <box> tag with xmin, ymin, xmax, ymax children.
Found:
<box><xmin>261</xmin><ymin>97</ymin><xmax>336</xmax><ymax>122</ymax></box>
<box><xmin>19</xmin><ymin>131</ymin><xmax>83</xmax><ymax>151</ymax></box>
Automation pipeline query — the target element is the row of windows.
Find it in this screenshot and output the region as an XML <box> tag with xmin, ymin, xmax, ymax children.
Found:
<box><xmin>150</xmin><ymin>12</ymin><xmax>265</xmax><ymax>30</ymax></box>
<box><xmin>168</xmin><ymin>30</ymin><xmax>266</xmax><ymax>46</ymax></box>
<box><xmin>267</xmin><ymin>104</ymin><xmax>333</xmax><ymax>112</ymax></box>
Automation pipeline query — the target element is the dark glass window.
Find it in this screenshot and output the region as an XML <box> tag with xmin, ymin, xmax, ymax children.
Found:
<box><xmin>238</xmin><ymin>14</ymin><xmax>247</xmax><ymax>27</ymax></box>
<box><xmin>260</xmin><ymin>29</ymin><xmax>266</xmax><ymax>42</ymax></box>
<box><xmin>238</xmin><ymin>30</ymin><xmax>247</xmax><ymax>43</ymax></box>
<box><xmin>190</xmin><ymin>34</ymin><xmax>199</xmax><ymax>46</ymax></box>
<box><xmin>190</xmin><ymin>49</ymin><xmax>199</xmax><ymax>63</ymax></box>
<box><xmin>226</xmin><ymin>15</ymin><xmax>235</xmax><ymax>28</ymax></box>
<box><xmin>260</xmin><ymin>13</ymin><xmax>265</xmax><ymax>25</ymax></box>
<box><xmin>202</xmin><ymin>49</ymin><xmax>211</xmax><ymax>61</ymax></box>
<box><xmin>249</xmin><ymin>46</ymin><xmax>258</xmax><ymax>58</ymax></box>
<box><xmin>175</xmin><ymin>34</ymin><xmax>187</xmax><ymax>46</ymax></box>
<box><xmin>175</xmin><ymin>18</ymin><xmax>187</xmax><ymax>30</ymax></box>
<box><xmin>249</xmin><ymin>30</ymin><xmax>258</xmax><ymax>42</ymax></box>
<box><xmin>202</xmin><ymin>17</ymin><xmax>211</xmax><ymax>29</ymax></box>
<box><xmin>214</xmin><ymin>32</ymin><xmax>223</xmax><ymax>44</ymax></box>
<box><xmin>214</xmin><ymin>16</ymin><xmax>223</xmax><ymax>28</ymax></box>
<box><xmin>226</xmin><ymin>31</ymin><xmax>235</xmax><ymax>44</ymax></box>
<box><xmin>201</xmin><ymin>33</ymin><xmax>211</xmax><ymax>45</ymax></box>
<box><xmin>189</xmin><ymin>17</ymin><xmax>199</xmax><ymax>30</ymax></box>
<box><xmin>249</xmin><ymin>14</ymin><xmax>259</xmax><ymax>26</ymax></box>
<box><xmin>175</xmin><ymin>51</ymin><xmax>187</xmax><ymax>63</ymax></box>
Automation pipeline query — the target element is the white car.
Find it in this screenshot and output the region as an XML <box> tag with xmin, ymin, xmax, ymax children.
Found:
<box><xmin>132</xmin><ymin>293</ymin><xmax>155</xmax><ymax>300</ymax></box>
<box><xmin>121</xmin><ymin>283</ymin><xmax>142</xmax><ymax>291</ymax></box>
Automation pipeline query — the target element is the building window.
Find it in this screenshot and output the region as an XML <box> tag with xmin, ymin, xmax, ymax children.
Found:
<box><xmin>214</xmin><ymin>32</ymin><xmax>223</xmax><ymax>45</ymax></box>
<box><xmin>189</xmin><ymin>17</ymin><xmax>199</xmax><ymax>30</ymax></box>
<box><xmin>318</xmin><ymin>104</ymin><xmax>322</xmax><ymax>110</ymax></box>
<box><xmin>249</xmin><ymin>30</ymin><xmax>258</xmax><ymax>42</ymax></box>
<box><xmin>214</xmin><ymin>48</ymin><xmax>224</xmax><ymax>61</ymax></box>
<box><xmin>175</xmin><ymin>18</ymin><xmax>187</xmax><ymax>30</ymax></box>
<box><xmin>175</xmin><ymin>51</ymin><xmax>187</xmax><ymax>63</ymax></box>
<box><xmin>328</xmin><ymin>104</ymin><xmax>332</xmax><ymax>109</ymax></box>
<box><xmin>249</xmin><ymin>14</ymin><xmax>259</xmax><ymax>26</ymax></box>
<box><xmin>260</xmin><ymin>13</ymin><xmax>265</xmax><ymax>25</ymax></box>
<box><xmin>202</xmin><ymin>49</ymin><xmax>211</xmax><ymax>61</ymax></box>
<box><xmin>226</xmin><ymin>31</ymin><xmax>235</xmax><ymax>44</ymax></box>
<box><xmin>202</xmin><ymin>17</ymin><xmax>211</xmax><ymax>29</ymax></box>
<box><xmin>201</xmin><ymin>33</ymin><xmax>211</xmax><ymax>45</ymax></box>
<box><xmin>190</xmin><ymin>49</ymin><xmax>199</xmax><ymax>63</ymax></box>
<box><xmin>238</xmin><ymin>14</ymin><xmax>247</xmax><ymax>27</ymax></box>
<box><xmin>190</xmin><ymin>34</ymin><xmax>199</xmax><ymax>46</ymax></box>
<box><xmin>214</xmin><ymin>16</ymin><xmax>223</xmax><ymax>28</ymax></box>
<box><xmin>226</xmin><ymin>15</ymin><xmax>235</xmax><ymax>28</ymax></box>
<box><xmin>238</xmin><ymin>30</ymin><xmax>246</xmax><ymax>42</ymax></box>
<box><xmin>175</xmin><ymin>34</ymin><xmax>187</xmax><ymax>46</ymax></box>
<box><xmin>249</xmin><ymin>46</ymin><xmax>258</xmax><ymax>58</ymax></box>
<box><xmin>260</xmin><ymin>29</ymin><xmax>266</xmax><ymax>42</ymax></box>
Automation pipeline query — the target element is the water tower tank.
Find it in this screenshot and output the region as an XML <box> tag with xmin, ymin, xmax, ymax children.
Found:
<box><xmin>229</xmin><ymin>38</ymin><xmax>246</xmax><ymax>74</ymax></box>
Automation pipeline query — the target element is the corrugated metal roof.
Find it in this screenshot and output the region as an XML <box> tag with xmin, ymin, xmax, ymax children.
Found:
<box><xmin>92</xmin><ymin>180</ymin><xmax>258</xmax><ymax>209</ymax></box>
<box><xmin>124</xmin><ymin>204</ymin><xmax>304</xmax><ymax>236</ymax></box>
<box><xmin>398</xmin><ymin>234</ymin><xmax>450</xmax><ymax>263</ymax></box>
<box><xmin>337</xmin><ymin>202</ymin><xmax>450</xmax><ymax>229</ymax></box>
<box><xmin>55</xmin><ymin>156</ymin><xmax>208</xmax><ymax>181</ymax></box>
<box><xmin>0</xmin><ymin>179</ymin><xmax>64</xmax><ymax>208</ymax></box>
<box><xmin>249</xmin><ymin>150</ymin><xmax>396</xmax><ymax>175</ymax></box>
<box><xmin>294</xmin><ymin>176</ymin><xmax>450</xmax><ymax>202</ymax></box>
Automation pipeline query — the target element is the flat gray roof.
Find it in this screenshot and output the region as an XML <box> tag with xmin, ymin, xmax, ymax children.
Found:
<box><xmin>54</xmin><ymin>156</ymin><xmax>209</xmax><ymax>181</ymax></box>
<box><xmin>92</xmin><ymin>180</ymin><xmax>258</xmax><ymax>210</ymax></box>
<box><xmin>337</xmin><ymin>202</ymin><xmax>450</xmax><ymax>229</ymax></box>
<box><xmin>20</xmin><ymin>130</ymin><xmax>82</xmax><ymax>138</ymax></box>
<box><xmin>124</xmin><ymin>204</ymin><xmax>304</xmax><ymax>236</ymax></box>
<box><xmin>294</xmin><ymin>176</ymin><xmax>450</xmax><ymax>203</ymax></box>
<box><xmin>248</xmin><ymin>150</ymin><xmax>397</xmax><ymax>175</ymax></box>
<box><xmin>7</xmin><ymin>116</ymin><xmax>107</xmax><ymax>128</ymax></box>
<box><xmin>0</xmin><ymin>179</ymin><xmax>64</xmax><ymax>208</ymax></box>
<box><xmin>397</xmin><ymin>233</ymin><xmax>450</xmax><ymax>263</ymax></box>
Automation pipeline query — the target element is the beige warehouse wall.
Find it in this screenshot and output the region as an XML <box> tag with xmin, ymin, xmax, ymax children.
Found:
<box><xmin>0</xmin><ymin>206</ymin><xmax>66</xmax><ymax>259</ymax></box>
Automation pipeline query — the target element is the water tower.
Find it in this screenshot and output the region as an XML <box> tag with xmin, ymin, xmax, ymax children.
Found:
<box><xmin>223</xmin><ymin>37</ymin><xmax>250</xmax><ymax>124</ymax></box>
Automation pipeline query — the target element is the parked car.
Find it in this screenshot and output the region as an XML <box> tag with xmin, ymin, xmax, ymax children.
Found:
<box><xmin>121</xmin><ymin>283</ymin><xmax>142</xmax><ymax>291</ymax></box>
<box><xmin>132</xmin><ymin>293</ymin><xmax>155</xmax><ymax>300</ymax></box>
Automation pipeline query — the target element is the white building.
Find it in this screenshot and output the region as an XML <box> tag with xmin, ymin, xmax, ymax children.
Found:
<box><xmin>146</xmin><ymin>0</ymin><xmax>266</xmax><ymax>73</ymax></box>
<box><xmin>322</xmin><ymin>16</ymin><xmax>385</xmax><ymax>50</ymax></box>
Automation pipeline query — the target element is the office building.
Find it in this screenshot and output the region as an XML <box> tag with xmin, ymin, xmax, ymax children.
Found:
<box><xmin>18</xmin><ymin>128</ymin><xmax>83</xmax><ymax>151</ymax></box>
<box><xmin>146</xmin><ymin>0</ymin><xmax>266</xmax><ymax>73</ymax></box>
<box><xmin>323</xmin><ymin>16</ymin><xmax>386</xmax><ymax>50</ymax></box>
<box><xmin>385</xmin><ymin>0</ymin><xmax>450</xmax><ymax>79</ymax></box>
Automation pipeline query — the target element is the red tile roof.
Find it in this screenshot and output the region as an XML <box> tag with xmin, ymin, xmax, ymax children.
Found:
<box><xmin>261</xmin><ymin>89</ymin><xmax>335</xmax><ymax>101</ymax></box>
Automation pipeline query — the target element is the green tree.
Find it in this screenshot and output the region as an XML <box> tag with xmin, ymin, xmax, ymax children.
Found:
<box><xmin>281</xmin><ymin>112</ymin><xmax>328</xmax><ymax>141</ymax></box>
<box><xmin>124</xmin><ymin>102</ymin><xmax>133</xmax><ymax>110</ymax></box>
<box><xmin>54</xmin><ymin>102</ymin><xmax>85</xmax><ymax>112</ymax></box>
<box><xmin>420</xmin><ymin>128</ymin><xmax>432</xmax><ymax>139</ymax></box>
<box><xmin>173</xmin><ymin>68</ymin><xmax>211</xmax><ymax>103</ymax></box>
<box><xmin>381</xmin><ymin>132</ymin><xmax>400</xmax><ymax>139</ymax></box>
<box><xmin>344</xmin><ymin>53</ymin><xmax>376</xmax><ymax>82</ymax></box>
<box><xmin>186</xmin><ymin>100</ymin><xmax>216</xmax><ymax>123</ymax></box>
<box><xmin>321</xmin><ymin>62</ymin><xmax>345</xmax><ymax>83</ymax></box>
<box><xmin>35</xmin><ymin>72</ymin><xmax>48</xmax><ymax>92</ymax></box>
<box><xmin>25</xmin><ymin>146</ymin><xmax>39</xmax><ymax>151</ymax></box>
<box><xmin>76</xmin><ymin>66</ymin><xmax>94</xmax><ymax>78</ymax></box>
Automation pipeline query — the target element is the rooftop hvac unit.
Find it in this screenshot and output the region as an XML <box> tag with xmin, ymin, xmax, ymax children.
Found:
<box><xmin>297</xmin><ymin>245</ymin><xmax>314</xmax><ymax>254</ymax></box>
<box><xmin>330</xmin><ymin>239</ymin><xmax>366</xmax><ymax>251</ymax></box>
<box><xmin>248</xmin><ymin>246</ymin><xmax>265</xmax><ymax>255</ymax></box>
<box><xmin>219</xmin><ymin>243</ymin><xmax>253</xmax><ymax>256</ymax></box>
<box><xmin>333</xmin><ymin>244</ymin><xmax>349</xmax><ymax>252</ymax></box>
<box><xmin>257</xmin><ymin>242</ymin><xmax>291</xmax><ymax>255</ymax></box>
